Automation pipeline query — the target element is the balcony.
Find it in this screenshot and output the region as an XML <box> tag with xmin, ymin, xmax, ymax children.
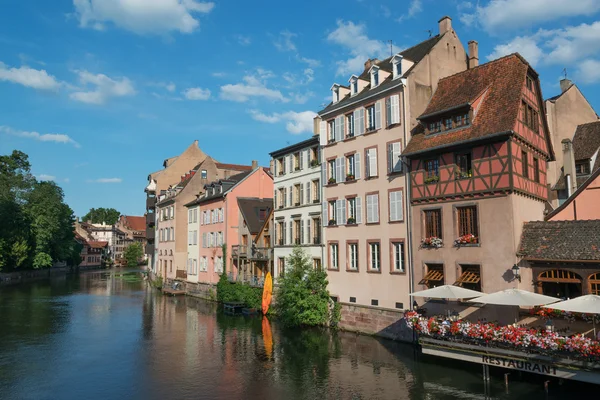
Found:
<box><xmin>145</xmin><ymin>243</ymin><xmax>155</xmax><ymax>254</ymax></box>
<box><xmin>232</xmin><ymin>245</ymin><xmax>248</xmax><ymax>258</ymax></box>
<box><xmin>146</xmin><ymin>229</ymin><xmax>155</xmax><ymax>240</ymax></box>
<box><xmin>146</xmin><ymin>196</ymin><xmax>156</xmax><ymax>210</ymax></box>
<box><xmin>250</xmin><ymin>247</ymin><xmax>271</xmax><ymax>260</ymax></box>
<box><xmin>175</xmin><ymin>269</ymin><xmax>187</xmax><ymax>280</ymax></box>
<box><xmin>146</xmin><ymin>213</ymin><xmax>155</xmax><ymax>226</ymax></box>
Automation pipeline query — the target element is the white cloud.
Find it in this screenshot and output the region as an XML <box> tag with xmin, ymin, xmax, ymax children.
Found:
<box><xmin>0</xmin><ymin>125</ymin><xmax>80</xmax><ymax>147</ymax></box>
<box><xmin>298</xmin><ymin>56</ymin><xmax>321</xmax><ymax>68</ymax></box>
<box><xmin>461</xmin><ymin>0</ymin><xmax>600</xmax><ymax>33</ymax></box>
<box><xmin>248</xmin><ymin>110</ymin><xmax>316</xmax><ymax>134</ymax></box>
<box><xmin>327</xmin><ymin>20</ymin><xmax>399</xmax><ymax>76</ymax></box>
<box><xmin>282</xmin><ymin>68</ymin><xmax>314</xmax><ymax>87</ymax></box>
<box><xmin>577</xmin><ymin>59</ymin><xmax>600</xmax><ymax>83</ymax></box>
<box><xmin>211</xmin><ymin>72</ymin><xmax>226</xmax><ymax>77</ymax></box>
<box><xmin>72</xmin><ymin>0</ymin><xmax>215</xmax><ymax>35</ymax></box>
<box><xmin>63</xmin><ymin>178</ymin><xmax>71</xmax><ymax>183</ymax></box>
<box><xmin>220</xmin><ymin>70</ymin><xmax>288</xmax><ymax>103</ymax></box>
<box><xmin>488</xmin><ymin>21</ymin><xmax>600</xmax><ymax>67</ymax></box>
<box><xmin>381</xmin><ymin>5</ymin><xmax>391</xmax><ymax>19</ymax></box>
<box><xmin>290</xmin><ymin>91</ymin><xmax>314</xmax><ymax>104</ymax></box>
<box><xmin>37</xmin><ymin>174</ymin><xmax>56</xmax><ymax>181</ymax></box>
<box><xmin>183</xmin><ymin>87</ymin><xmax>211</xmax><ymax>100</ymax></box>
<box><xmin>0</xmin><ymin>62</ymin><xmax>61</xmax><ymax>90</ymax></box>
<box><xmin>88</xmin><ymin>178</ymin><xmax>122</xmax><ymax>183</ymax></box>
<box><xmin>274</xmin><ymin>30</ymin><xmax>297</xmax><ymax>52</ymax></box>
<box><xmin>397</xmin><ymin>0</ymin><xmax>422</xmax><ymax>22</ymax></box>
<box><xmin>69</xmin><ymin>70</ymin><xmax>135</xmax><ymax>104</ymax></box>
<box><xmin>235</xmin><ymin>34</ymin><xmax>251</xmax><ymax>46</ymax></box>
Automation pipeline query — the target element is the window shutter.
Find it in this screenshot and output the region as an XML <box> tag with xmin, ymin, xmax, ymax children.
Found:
<box><xmin>289</xmin><ymin>222</ymin><xmax>293</xmax><ymax>245</ymax></box>
<box><xmin>289</xmin><ymin>186</ymin><xmax>293</xmax><ymax>206</ymax></box>
<box><xmin>300</xmin><ymin>219</ymin><xmax>304</xmax><ymax>244</ymax></box>
<box><xmin>366</xmin><ymin>195</ymin><xmax>373</xmax><ymax>223</ymax></box>
<box><xmin>391</xmin><ymin>94</ymin><xmax>400</xmax><ymax>124</ymax></box>
<box><xmin>387</xmin><ymin>143</ymin><xmax>393</xmax><ymax>173</ymax></box>
<box><xmin>375</xmin><ymin>100</ymin><xmax>382</xmax><ymax>130</ymax></box>
<box><xmin>319</xmin><ymin>120</ymin><xmax>327</xmax><ymax>145</ymax></box>
<box><xmin>368</xmin><ymin>149</ymin><xmax>378</xmax><ymax>177</ymax></box>
<box><xmin>322</xmin><ymin>201</ymin><xmax>327</xmax><ymax>226</ymax></box>
<box><xmin>306</xmin><ymin>182</ymin><xmax>311</xmax><ymax>203</ymax></box>
<box><xmin>283</xmin><ymin>187</ymin><xmax>287</xmax><ymax>207</ymax></box>
<box><xmin>274</xmin><ymin>191</ymin><xmax>278</xmax><ymax>208</ymax></box>
<box><xmin>300</xmin><ymin>184</ymin><xmax>304</xmax><ymax>205</ymax></box>
<box><xmin>340</xmin><ymin>199</ymin><xmax>347</xmax><ymax>225</ymax></box>
<box><xmin>393</xmin><ymin>142</ymin><xmax>402</xmax><ymax>172</ymax></box>
<box><xmin>356</xmin><ymin>196</ymin><xmax>362</xmax><ymax>224</ymax></box>
<box><xmin>354</xmin><ymin>152</ymin><xmax>361</xmax><ymax>179</ymax></box>
<box><xmin>321</xmin><ymin>162</ymin><xmax>326</xmax><ymax>185</ymax></box>
<box><xmin>307</xmin><ymin>219</ymin><xmax>311</xmax><ymax>244</ymax></box>
<box><xmin>389</xmin><ymin>192</ymin><xmax>397</xmax><ymax>222</ymax></box>
<box><xmin>335</xmin><ymin>157</ymin><xmax>343</xmax><ymax>183</ymax></box>
<box><xmin>288</xmin><ymin>156</ymin><xmax>293</xmax><ymax>174</ymax></box>
<box><xmin>373</xmin><ymin>194</ymin><xmax>379</xmax><ymax>223</ymax></box>
<box><xmin>283</xmin><ymin>221</ymin><xmax>287</xmax><ymax>245</ymax></box>
<box><xmin>386</xmin><ymin>97</ymin><xmax>392</xmax><ymax>126</ymax></box>
<box><xmin>339</xmin><ymin>114</ymin><xmax>345</xmax><ymax>139</ymax></box>
<box><xmin>334</xmin><ymin>116</ymin><xmax>342</xmax><ymax>141</ymax></box>
<box><xmin>300</xmin><ymin>151</ymin><xmax>304</xmax><ymax>170</ymax></box>
<box><xmin>335</xmin><ymin>200</ymin><xmax>340</xmax><ymax>225</ymax></box>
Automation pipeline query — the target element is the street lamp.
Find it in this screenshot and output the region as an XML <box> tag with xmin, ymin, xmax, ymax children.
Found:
<box><xmin>512</xmin><ymin>264</ymin><xmax>521</xmax><ymax>283</ymax></box>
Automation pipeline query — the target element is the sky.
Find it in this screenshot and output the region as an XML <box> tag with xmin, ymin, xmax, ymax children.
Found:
<box><xmin>2</xmin><ymin>0</ymin><xmax>600</xmax><ymax>217</ymax></box>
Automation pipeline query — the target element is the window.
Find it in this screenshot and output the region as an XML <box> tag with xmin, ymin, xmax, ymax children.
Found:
<box><xmin>346</xmin><ymin>154</ymin><xmax>355</xmax><ymax>179</ymax></box>
<box><xmin>369</xmin><ymin>242</ymin><xmax>380</xmax><ymax>271</ymax></box>
<box><xmin>348</xmin><ymin>243</ymin><xmax>358</xmax><ymax>270</ymax></box>
<box><xmin>395</xmin><ymin>60</ymin><xmax>401</xmax><ymax>77</ymax></box>
<box><xmin>455</xmin><ymin>152</ymin><xmax>472</xmax><ymax>178</ymax></box>
<box><xmin>294</xmin><ymin>152</ymin><xmax>301</xmax><ymax>170</ymax></box>
<box><xmin>200</xmin><ymin>257</ymin><xmax>208</xmax><ymax>272</ymax></box>
<box><xmin>294</xmin><ymin>184</ymin><xmax>301</xmax><ymax>206</ymax></box>
<box><xmin>424</xmin><ymin>209</ymin><xmax>442</xmax><ymax>238</ymax></box>
<box><xmin>455</xmin><ymin>115</ymin><xmax>464</xmax><ymax>127</ymax></box>
<box><xmin>391</xmin><ymin>242</ymin><xmax>405</xmax><ymax>273</ymax></box>
<box><xmin>386</xmin><ymin>95</ymin><xmax>400</xmax><ymax>126</ymax></box>
<box><xmin>424</xmin><ymin>159</ymin><xmax>439</xmax><ymax>179</ymax></box>
<box><xmin>347</xmin><ymin>197</ymin><xmax>357</xmax><ymax>222</ymax></box>
<box><xmin>328</xmin><ymin>159</ymin><xmax>336</xmax><ymax>183</ymax></box>
<box><xmin>312</xmin><ymin>180</ymin><xmax>320</xmax><ymax>202</ymax></box>
<box><xmin>367</xmin><ymin>105</ymin><xmax>376</xmax><ymax>131</ymax></box>
<box><xmin>346</xmin><ymin>113</ymin><xmax>355</xmax><ymax>137</ymax></box>
<box><xmin>388</xmin><ymin>142</ymin><xmax>402</xmax><ymax>173</ymax></box>
<box><xmin>312</xmin><ymin>217</ymin><xmax>321</xmax><ymax>244</ymax></box>
<box><xmin>522</xmin><ymin>150</ymin><xmax>529</xmax><ymax>178</ymax></box>
<box><xmin>328</xmin><ymin>200</ymin><xmax>336</xmax><ymax>225</ymax></box>
<box><xmin>444</xmin><ymin>117</ymin><xmax>453</xmax><ymax>130</ymax></box>
<box><xmin>366</xmin><ymin>148</ymin><xmax>378</xmax><ymax>178</ymax></box>
<box><xmin>201</xmin><ymin>170</ymin><xmax>207</xmax><ymax>179</ymax></box>
<box><xmin>521</xmin><ymin>100</ymin><xmax>539</xmax><ymax>132</ymax></box>
<box><xmin>277</xmin><ymin>188</ymin><xmax>285</xmax><ymax>208</ymax></box>
<box><xmin>293</xmin><ymin>220</ymin><xmax>301</xmax><ymax>244</ymax></box>
<box><xmin>533</xmin><ymin>157</ymin><xmax>540</xmax><ymax>183</ymax></box>
<box><xmin>329</xmin><ymin>243</ymin><xmax>339</xmax><ymax>269</ymax></box>
<box><xmin>170</xmin><ymin>228</ymin><xmax>174</xmax><ymax>241</ymax></box>
<box><xmin>277</xmin><ymin>158</ymin><xmax>285</xmax><ymax>175</ymax></box>
<box><xmin>455</xmin><ymin>264</ymin><xmax>482</xmax><ymax>291</ymax></box>
<box><xmin>310</xmin><ymin>147</ymin><xmax>319</xmax><ymax>165</ymax></box>
<box><xmin>351</xmin><ymin>78</ymin><xmax>358</xmax><ymax>95</ymax></box>
<box><xmin>278</xmin><ymin>258</ymin><xmax>285</xmax><ymax>277</ymax></box>
<box><xmin>188</xmin><ymin>209</ymin><xmax>193</xmax><ymax>223</ymax></box>
<box><xmin>419</xmin><ymin>264</ymin><xmax>444</xmax><ymax>288</ymax></box>
<box><xmin>526</xmin><ymin>75</ymin><xmax>533</xmax><ymax>91</ymax></box>
<box><xmin>428</xmin><ymin>121</ymin><xmax>442</xmax><ymax>133</ymax></box>
<box><xmin>389</xmin><ymin>190</ymin><xmax>403</xmax><ymax>222</ymax></box>
<box><xmin>575</xmin><ymin>162</ymin><xmax>590</xmax><ymax>175</ymax></box>
<box><xmin>457</xmin><ymin>206</ymin><xmax>479</xmax><ymax>239</ymax></box>
<box><xmin>314</xmin><ymin>258</ymin><xmax>322</xmax><ymax>270</ymax></box>
<box><xmin>215</xmin><ymin>257</ymin><xmax>223</xmax><ymax>273</ymax></box>
<box><xmin>328</xmin><ymin>120</ymin><xmax>335</xmax><ymax>142</ymax></box>
<box><xmin>366</xmin><ymin>193</ymin><xmax>379</xmax><ymax>224</ymax></box>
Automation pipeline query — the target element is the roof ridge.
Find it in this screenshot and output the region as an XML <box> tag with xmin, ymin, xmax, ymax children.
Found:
<box><xmin>436</xmin><ymin>52</ymin><xmax>522</xmax><ymax>84</ymax></box>
<box><xmin>400</xmin><ymin>33</ymin><xmax>441</xmax><ymax>55</ymax></box>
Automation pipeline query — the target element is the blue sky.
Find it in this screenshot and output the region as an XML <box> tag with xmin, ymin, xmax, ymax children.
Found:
<box><xmin>2</xmin><ymin>0</ymin><xmax>600</xmax><ymax>217</ymax></box>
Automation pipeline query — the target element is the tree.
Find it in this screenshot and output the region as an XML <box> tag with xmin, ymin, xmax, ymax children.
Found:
<box><xmin>81</xmin><ymin>207</ymin><xmax>120</xmax><ymax>225</ymax></box>
<box><xmin>274</xmin><ymin>246</ymin><xmax>338</xmax><ymax>327</ymax></box>
<box><xmin>123</xmin><ymin>242</ymin><xmax>143</xmax><ymax>267</ymax></box>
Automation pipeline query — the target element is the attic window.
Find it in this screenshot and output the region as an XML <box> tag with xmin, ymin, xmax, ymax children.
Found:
<box><xmin>576</xmin><ymin>162</ymin><xmax>591</xmax><ymax>175</ymax></box>
<box><xmin>350</xmin><ymin>77</ymin><xmax>358</xmax><ymax>95</ymax></box>
<box><xmin>332</xmin><ymin>86</ymin><xmax>340</xmax><ymax>103</ymax></box>
<box><xmin>259</xmin><ymin>208</ymin><xmax>267</xmax><ymax>220</ymax></box>
<box><xmin>371</xmin><ymin>69</ymin><xmax>379</xmax><ymax>88</ymax></box>
<box><xmin>201</xmin><ymin>170</ymin><xmax>207</xmax><ymax>179</ymax></box>
<box><xmin>392</xmin><ymin>55</ymin><xmax>403</xmax><ymax>79</ymax></box>
<box><xmin>218</xmin><ymin>185</ymin><xmax>223</xmax><ymax>194</ymax></box>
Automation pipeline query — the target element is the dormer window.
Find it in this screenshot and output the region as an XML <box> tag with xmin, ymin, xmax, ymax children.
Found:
<box><xmin>576</xmin><ymin>162</ymin><xmax>591</xmax><ymax>175</ymax></box>
<box><xmin>331</xmin><ymin>84</ymin><xmax>340</xmax><ymax>103</ymax></box>
<box><xmin>218</xmin><ymin>185</ymin><xmax>223</xmax><ymax>194</ymax></box>
<box><xmin>350</xmin><ymin>76</ymin><xmax>359</xmax><ymax>96</ymax></box>
<box><xmin>391</xmin><ymin>54</ymin><xmax>403</xmax><ymax>79</ymax></box>
<box><xmin>369</xmin><ymin>65</ymin><xmax>380</xmax><ymax>88</ymax></box>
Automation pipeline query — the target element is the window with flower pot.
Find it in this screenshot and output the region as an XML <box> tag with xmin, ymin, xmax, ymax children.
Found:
<box><xmin>347</xmin><ymin>242</ymin><xmax>358</xmax><ymax>270</ymax></box>
<box><xmin>346</xmin><ymin>196</ymin><xmax>361</xmax><ymax>224</ymax></box>
<box><xmin>346</xmin><ymin>154</ymin><xmax>355</xmax><ymax>180</ymax></box>
<box><xmin>457</xmin><ymin>205</ymin><xmax>478</xmax><ymax>243</ymax></box>
<box><xmin>328</xmin><ymin>159</ymin><xmax>336</xmax><ymax>184</ymax></box>
<box><xmin>328</xmin><ymin>200</ymin><xmax>337</xmax><ymax>225</ymax></box>
<box><xmin>424</xmin><ymin>209</ymin><xmax>442</xmax><ymax>239</ymax></box>
<box><xmin>310</xmin><ymin>146</ymin><xmax>319</xmax><ymax>166</ymax></box>
<box><xmin>419</xmin><ymin>264</ymin><xmax>444</xmax><ymax>287</ymax></box>
<box><xmin>346</xmin><ymin>112</ymin><xmax>355</xmax><ymax>138</ymax></box>
<box><xmin>455</xmin><ymin>264</ymin><xmax>481</xmax><ymax>292</ymax></box>
<box><xmin>455</xmin><ymin>152</ymin><xmax>472</xmax><ymax>179</ymax></box>
<box><xmin>424</xmin><ymin>158</ymin><xmax>439</xmax><ymax>183</ymax></box>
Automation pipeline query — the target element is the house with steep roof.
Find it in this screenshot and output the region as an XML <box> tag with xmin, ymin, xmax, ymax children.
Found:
<box><xmin>404</xmin><ymin>52</ymin><xmax>554</xmax><ymax>296</ymax></box>
<box><xmin>316</xmin><ymin>15</ymin><xmax>469</xmax><ymax>311</ymax></box>
<box><xmin>183</xmin><ymin>166</ymin><xmax>273</xmax><ymax>288</ymax></box>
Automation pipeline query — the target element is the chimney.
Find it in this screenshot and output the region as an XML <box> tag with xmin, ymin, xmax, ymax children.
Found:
<box><xmin>562</xmin><ymin>138</ymin><xmax>578</xmax><ymax>196</ymax></box>
<box><xmin>252</xmin><ymin>160</ymin><xmax>258</xmax><ymax>170</ymax></box>
<box><xmin>468</xmin><ymin>40</ymin><xmax>479</xmax><ymax>68</ymax></box>
<box><xmin>438</xmin><ymin>16</ymin><xmax>452</xmax><ymax>35</ymax></box>
<box><xmin>364</xmin><ymin>58</ymin><xmax>379</xmax><ymax>71</ymax></box>
<box><xmin>560</xmin><ymin>78</ymin><xmax>573</xmax><ymax>93</ymax></box>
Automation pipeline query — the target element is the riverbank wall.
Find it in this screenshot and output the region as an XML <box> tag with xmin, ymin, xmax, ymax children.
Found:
<box><xmin>338</xmin><ymin>302</ymin><xmax>415</xmax><ymax>343</ymax></box>
<box><xmin>0</xmin><ymin>265</ymin><xmax>106</xmax><ymax>286</ymax></box>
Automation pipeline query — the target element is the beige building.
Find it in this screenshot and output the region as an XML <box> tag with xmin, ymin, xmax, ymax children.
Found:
<box><xmin>316</xmin><ymin>16</ymin><xmax>469</xmax><ymax>310</ymax></box>
<box><xmin>544</xmin><ymin>79</ymin><xmax>598</xmax><ymax>207</ymax></box>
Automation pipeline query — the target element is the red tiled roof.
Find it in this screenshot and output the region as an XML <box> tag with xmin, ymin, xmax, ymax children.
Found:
<box><xmin>88</xmin><ymin>241</ymin><xmax>108</xmax><ymax>249</ymax></box>
<box><xmin>404</xmin><ymin>54</ymin><xmax>530</xmax><ymax>156</ymax></box>
<box><xmin>123</xmin><ymin>216</ymin><xmax>145</xmax><ymax>231</ymax></box>
<box><xmin>215</xmin><ymin>163</ymin><xmax>253</xmax><ymax>171</ymax></box>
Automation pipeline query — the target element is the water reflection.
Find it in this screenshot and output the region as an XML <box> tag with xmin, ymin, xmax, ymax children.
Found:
<box><xmin>0</xmin><ymin>271</ymin><xmax>596</xmax><ymax>400</ymax></box>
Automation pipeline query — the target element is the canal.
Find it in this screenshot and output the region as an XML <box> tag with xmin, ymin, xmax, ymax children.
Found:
<box><xmin>0</xmin><ymin>270</ymin><xmax>594</xmax><ymax>399</ymax></box>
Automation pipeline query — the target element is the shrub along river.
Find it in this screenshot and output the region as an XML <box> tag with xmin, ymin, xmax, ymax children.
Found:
<box><xmin>0</xmin><ymin>270</ymin><xmax>595</xmax><ymax>399</ymax></box>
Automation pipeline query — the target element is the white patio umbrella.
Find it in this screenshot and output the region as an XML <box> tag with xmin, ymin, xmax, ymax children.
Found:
<box><xmin>468</xmin><ymin>289</ymin><xmax>560</xmax><ymax>307</ymax></box>
<box><xmin>544</xmin><ymin>295</ymin><xmax>600</xmax><ymax>336</ymax></box>
<box><xmin>411</xmin><ymin>285</ymin><xmax>483</xmax><ymax>299</ymax></box>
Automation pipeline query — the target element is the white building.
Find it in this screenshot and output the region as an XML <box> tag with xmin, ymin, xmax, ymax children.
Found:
<box><xmin>86</xmin><ymin>222</ymin><xmax>127</xmax><ymax>261</ymax></box>
<box><xmin>270</xmin><ymin>135</ymin><xmax>323</xmax><ymax>277</ymax></box>
<box><xmin>186</xmin><ymin>204</ymin><xmax>200</xmax><ymax>283</ymax></box>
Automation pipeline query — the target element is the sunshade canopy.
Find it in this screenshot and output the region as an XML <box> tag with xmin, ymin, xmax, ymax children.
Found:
<box><xmin>411</xmin><ymin>285</ymin><xmax>483</xmax><ymax>299</ymax></box>
<box><xmin>544</xmin><ymin>295</ymin><xmax>600</xmax><ymax>314</ymax></box>
<box><xmin>468</xmin><ymin>289</ymin><xmax>560</xmax><ymax>307</ymax></box>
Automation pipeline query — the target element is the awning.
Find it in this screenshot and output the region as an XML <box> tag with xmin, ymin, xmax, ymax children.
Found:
<box><xmin>419</xmin><ymin>269</ymin><xmax>444</xmax><ymax>285</ymax></box>
<box><xmin>454</xmin><ymin>269</ymin><xmax>481</xmax><ymax>286</ymax></box>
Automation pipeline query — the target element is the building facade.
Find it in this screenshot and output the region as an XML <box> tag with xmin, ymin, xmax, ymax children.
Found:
<box><xmin>316</xmin><ymin>16</ymin><xmax>468</xmax><ymax>310</ymax></box>
<box><xmin>85</xmin><ymin>222</ymin><xmax>126</xmax><ymax>262</ymax></box>
<box><xmin>185</xmin><ymin>166</ymin><xmax>273</xmax><ymax>286</ymax></box>
<box><xmin>269</xmin><ymin>135</ymin><xmax>323</xmax><ymax>278</ymax></box>
<box><xmin>404</xmin><ymin>53</ymin><xmax>554</xmax><ymax>297</ymax></box>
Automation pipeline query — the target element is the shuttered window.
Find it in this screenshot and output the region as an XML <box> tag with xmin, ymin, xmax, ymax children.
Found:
<box><xmin>388</xmin><ymin>142</ymin><xmax>402</xmax><ymax>173</ymax></box>
<box><xmin>366</xmin><ymin>148</ymin><xmax>378</xmax><ymax>178</ymax></box>
<box><xmin>389</xmin><ymin>190</ymin><xmax>403</xmax><ymax>222</ymax></box>
<box><xmin>366</xmin><ymin>193</ymin><xmax>379</xmax><ymax>223</ymax></box>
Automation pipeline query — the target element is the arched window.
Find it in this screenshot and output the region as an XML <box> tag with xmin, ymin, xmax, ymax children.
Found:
<box><xmin>538</xmin><ymin>269</ymin><xmax>582</xmax><ymax>299</ymax></box>
<box><xmin>589</xmin><ymin>273</ymin><xmax>600</xmax><ymax>295</ymax></box>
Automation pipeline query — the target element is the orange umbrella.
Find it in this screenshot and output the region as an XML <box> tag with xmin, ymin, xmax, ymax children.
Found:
<box><xmin>262</xmin><ymin>316</ymin><xmax>273</xmax><ymax>359</ymax></box>
<box><xmin>262</xmin><ymin>272</ymin><xmax>273</xmax><ymax>315</ymax></box>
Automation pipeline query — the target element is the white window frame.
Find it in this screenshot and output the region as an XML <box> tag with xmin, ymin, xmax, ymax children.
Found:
<box><xmin>392</xmin><ymin>242</ymin><xmax>405</xmax><ymax>272</ymax></box>
<box><xmin>389</xmin><ymin>190</ymin><xmax>403</xmax><ymax>222</ymax></box>
<box><xmin>330</xmin><ymin>243</ymin><xmax>339</xmax><ymax>269</ymax></box>
<box><xmin>369</xmin><ymin>242</ymin><xmax>381</xmax><ymax>270</ymax></box>
<box><xmin>348</xmin><ymin>243</ymin><xmax>358</xmax><ymax>270</ymax></box>
<box><xmin>366</xmin><ymin>193</ymin><xmax>379</xmax><ymax>224</ymax></box>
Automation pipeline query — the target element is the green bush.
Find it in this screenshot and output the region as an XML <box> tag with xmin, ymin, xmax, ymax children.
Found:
<box><xmin>274</xmin><ymin>246</ymin><xmax>339</xmax><ymax>328</ymax></box>
<box><xmin>216</xmin><ymin>273</ymin><xmax>262</xmax><ymax>309</ymax></box>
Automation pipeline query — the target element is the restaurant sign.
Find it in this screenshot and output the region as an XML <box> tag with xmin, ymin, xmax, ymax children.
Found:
<box><xmin>481</xmin><ymin>355</ymin><xmax>557</xmax><ymax>375</ymax></box>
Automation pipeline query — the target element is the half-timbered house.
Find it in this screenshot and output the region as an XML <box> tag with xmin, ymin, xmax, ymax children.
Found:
<box><xmin>404</xmin><ymin>53</ymin><xmax>555</xmax><ymax>294</ymax></box>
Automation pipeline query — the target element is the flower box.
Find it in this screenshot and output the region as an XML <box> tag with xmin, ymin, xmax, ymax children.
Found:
<box><xmin>421</xmin><ymin>236</ymin><xmax>443</xmax><ymax>248</ymax></box>
<box><xmin>424</xmin><ymin>175</ymin><xmax>439</xmax><ymax>184</ymax></box>
<box><xmin>328</xmin><ymin>219</ymin><xmax>336</xmax><ymax>226</ymax></box>
<box><xmin>346</xmin><ymin>217</ymin><xmax>356</xmax><ymax>225</ymax></box>
<box><xmin>328</xmin><ymin>178</ymin><xmax>336</xmax><ymax>185</ymax></box>
<box><xmin>455</xmin><ymin>169</ymin><xmax>473</xmax><ymax>180</ymax></box>
<box><xmin>310</xmin><ymin>159</ymin><xmax>320</xmax><ymax>167</ymax></box>
<box><xmin>346</xmin><ymin>174</ymin><xmax>355</xmax><ymax>181</ymax></box>
<box><xmin>454</xmin><ymin>234</ymin><xmax>478</xmax><ymax>246</ymax></box>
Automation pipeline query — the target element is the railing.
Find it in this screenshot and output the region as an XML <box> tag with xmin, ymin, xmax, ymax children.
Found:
<box><xmin>146</xmin><ymin>229</ymin><xmax>155</xmax><ymax>240</ymax></box>
<box><xmin>250</xmin><ymin>247</ymin><xmax>270</xmax><ymax>260</ymax></box>
<box><xmin>238</xmin><ymin>275</ymin><xmax>265</xmax><ymax>287</ymax></box>
<box><xmin>175</xmin><ymin>269</ymin><xmax>187</xmax><ymax>280</ymax></box>
<box><xmin>146</xmin><ymin>196</ymin><xmax>156</xmax><ymax>209</ymax></box>
<box><xmin>313</xmin><ymin>236</ymin><xmax>321</xmax><ymax>245</ymax></box>
<box><xmin>144</xmin><ymin>244</ymin><xmax>154</xmax><ymax>254</ymax></box>
<box><xmin>232</xmin><ymin>245</ymin><xmax>248</xmax><ymax>257</ymax></box>
<box><xmin>146</xmin><ymin>213</ymin><xmax>155</xmax><ymax>226</ymax></box>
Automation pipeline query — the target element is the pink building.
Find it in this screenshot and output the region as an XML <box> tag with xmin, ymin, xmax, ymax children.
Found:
<box><xmin>185</xmin><ymin>166</ymin><xmax>273</xmax><ymax>285</ymax></box>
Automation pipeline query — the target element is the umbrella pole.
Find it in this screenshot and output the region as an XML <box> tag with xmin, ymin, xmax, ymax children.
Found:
<box><xmin>594</xmin><ymin>318</ymin><xmax>596</xmax><ymax>338</ymax></box>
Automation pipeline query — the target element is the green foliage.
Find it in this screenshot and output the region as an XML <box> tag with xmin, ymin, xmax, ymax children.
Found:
<box><xmin>216</xmin><ymin>273</ymin><xmax>262</xmax><ymax>309</ymax></box>
<box><xmin>81</xmin><ymin>207</ymin><xmax>120</xmax><ymax>225</ymax></box>
<box><xmin>152</xmin><ymin>276</ymin><xmax>163</xmax><ymax>289</ymax></box>
<box><xmin>123</xmin><ymin>242</ymin><xmax>144</xmax><ymax>267</ymax></box>
<box><xmin>221</xmin><ymin>243</ymin><xmax>227</xmax><ymax>275</ymax></box>
<box><xmin>274</xmin><ymin>246</ymin><xmax>338</xmax><ymax>328</ymax></box>
<box><xmin>0</xmin><ymin>151</ymin><xmax>76</xmax><ymax>272</ymax></box>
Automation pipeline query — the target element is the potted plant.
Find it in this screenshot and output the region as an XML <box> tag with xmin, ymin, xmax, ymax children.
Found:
<box><xmin>421</xmin><ymin>236</ymin><xmax>443</xmax><ymax>248</ymax></box>
<box><xmin>328</xmin><ymin>219</ymin><xmax>336</xmax><ymax>226</ymax></box>
<box><xmin>455</xmin><ymin>169</ymin><xmax>473</xmax><ymax>179</ymax></box>
<box><xmin>347</xmin><ymin>217</ymin><xmax>356</xmax><ymax>225</ymax></box>
<box><xmin>424</xmin><ymin>175</ymin><xmax>439</xmax><ymax>184</ymax></box>
<box><xmin>346</xmin><ymin>173</ymin><xmax>355</xmax><ymax>181</ymax></box>
<box><xmin>328</xmin><ymin>138</ymin><xmax>335</xmax><ymax>144</ymax></box>
<box><xmin>454</xmin><ymin>233</ymin><xmax>478</xmax><ymax>246</ymax></box>
<box><xmin>328</xmin><ymin>177</ymin><xmax>336</xmax><ymax>185</ymax></box>
<box><xmin>310</xmin><ymin>159</ymin><xmax>319</xmax><ymax>167</ymax></box>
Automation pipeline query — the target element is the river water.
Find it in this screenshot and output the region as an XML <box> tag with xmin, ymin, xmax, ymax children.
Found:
<box><xmin>0</xmin><ymin>270</ymin><xmax>594</xmax><ymax>399</ymax></box>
